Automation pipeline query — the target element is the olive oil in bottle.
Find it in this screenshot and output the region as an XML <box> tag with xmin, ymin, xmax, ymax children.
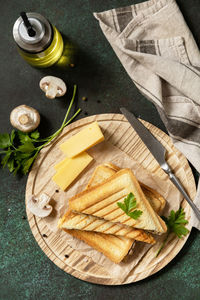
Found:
<box><xmin>13</xmin><ymin>12</ymin><xmax>64</xmax><ymax>68</ymax></box>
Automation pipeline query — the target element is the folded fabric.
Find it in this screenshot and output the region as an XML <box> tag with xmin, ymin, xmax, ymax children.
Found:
<box><xmin>94</xmin><ymin>0</ymin><xmax>200</xmax><ymax>229</ymax></box>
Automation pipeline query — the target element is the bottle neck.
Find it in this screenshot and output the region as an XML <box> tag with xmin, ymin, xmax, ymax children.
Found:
<box><xmin>13</xmin><ymin>12</ymin><xmax>53</xmax><ymax>53</ymax></box>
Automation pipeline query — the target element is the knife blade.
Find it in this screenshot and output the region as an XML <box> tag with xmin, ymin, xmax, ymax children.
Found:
<box><xmin>120</xmin><ymin>107</ymin><xmax>200</xmax><ymax>221</ymax></box>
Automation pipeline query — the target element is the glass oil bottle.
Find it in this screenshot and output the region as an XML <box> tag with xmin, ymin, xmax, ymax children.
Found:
<box><xmin>13</xmin><ymin>12</ymin><xmax>64</xmax><ymax>68</ymax></box>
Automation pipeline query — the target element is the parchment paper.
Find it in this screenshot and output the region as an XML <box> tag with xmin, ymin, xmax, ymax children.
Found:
<box><xmin>45</xmin><ymin>141</ymin><xmax>184</xmax><ymax>279</ymax></box>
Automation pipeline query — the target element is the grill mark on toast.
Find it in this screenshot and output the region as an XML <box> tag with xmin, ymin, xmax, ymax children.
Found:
<box><xmin>79</xmin><ymin>219</ymin><xmax>99</xmax><ymax>230</ymax></box>
<box><xmin>79</xmin><ymin>187</ymin><xmax>126</xmax><ymax>212</ymax></box>
<box><xmin>103</xmin><ymin>223</ymin><xmax>121</xmax><ymax>233</ymax></box>
<box><xmin>113</xmin><ymin>226</ymin><xmax>136</xmax><ymax>236</ymax></box>
<box><xmin>67</xmin><ymin>214</ymin><xmax>147</xmax><ymax>241</ymax></box>
<box><xmin>64</xmin><ymin>213</ymin><xmax>91</xmax><ymax>228</ymax></box>
<box><xmin>82</xmin><ymin>192</ymin><xmax>127</xmax><ymax>215</ymax></box>
<box><xmin>107</xmin><ymin>211</ymin><xmax>131</xmax><ymax>222</ymax></box>
<box><xmin>91</xmin><ymin>220</ymin><xmax>110</xmax><ymax>231</ymax></box>
<box><xmin>64</xmin><ymin>212</ymin><xmax>144</xmax><ymax>239</ymax></box>
<box><xmin>122</xmin><ymin>217</ymin><xmax>141</xmax><ymax>225</ymax></box>
<box><xmin>101</xmin><ymin>206</ymin><xmax>120</xmax><ymax>218</ymax></box>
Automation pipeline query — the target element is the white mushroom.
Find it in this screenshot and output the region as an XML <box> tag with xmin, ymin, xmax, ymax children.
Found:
<box><xmin>27</xmin><ymin>193</ymin><xmax>53</xmax><ymax>218</ymax></box>
<box><xmin>10</xmin><ymin>105</ymin><xmax>40</xmax><ymax>132</ymax></box>
<box><xmin>39</xmin><ymin>76</ymin><xmax>67</xmax><ymax>99</ymax></box>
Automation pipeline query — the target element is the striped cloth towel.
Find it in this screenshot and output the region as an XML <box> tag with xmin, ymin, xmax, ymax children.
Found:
<box><xmin>94</xmin><ymin>0</ymin><xmax>200</xmax><ymax>229</ymax></box>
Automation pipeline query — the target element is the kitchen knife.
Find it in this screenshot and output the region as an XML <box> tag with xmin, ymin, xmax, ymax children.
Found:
<box><xmin>120</xmin><ymin>107</ymin><xmax>200</xmax><ymax>221</ymax></box>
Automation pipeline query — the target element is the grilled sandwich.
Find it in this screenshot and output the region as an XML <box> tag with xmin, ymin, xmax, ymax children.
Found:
<box><xmin>59</xmin><ymin>163</ymin><xmax>166</xmax><ymax>242</ymax></box>
<box><xmin>60</xmin><ymin>164</ymin><xmax>165</xmax><ymax>241</ymax></box>
<box><xmin>86</xmin><ymin>164</ymin><xmax>166</xmax><ymax>215</ymax></box>
<box><xmin>61</xmin><ymin>165</ymin><xmax>166</xmax><ymax>262</ymax></box>
<box><xmin>61</xmin><ymin>165</ymin><xmax>137</xmax><ymax>263</ymax></box>
<box><xmin>63</xmin><ymin>229</ymin><xmax>133</xmax><ymax>264</ymax></box>
<box><xmin>69</xmin><ymin>168</ymin><xmax>167</xmax><ymax>234</ymax></box>
<box><xmin>58</xmin><ymin>210</ymin><xmax>155</xmax><ymax>243</ymax></box>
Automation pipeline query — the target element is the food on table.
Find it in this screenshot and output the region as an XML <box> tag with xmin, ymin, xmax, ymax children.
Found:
<box><xmin>54</xmin><ymin>156</ymin><xmax>70</xmax><ymax>171</ymax></box>
<box><xmin>52</xmin><ymin>152</ymin><xmax>93</xmax><ymax>190</ymax></box>
<box><xmin>156</xmin><ymin>208</ymin><xmax>189</xmax><ymax>257</ymax></box>
<box><xmin>10</xmin><ymin>104</ymin><xmax>40</xmax><ymax>132</ymax></box>
<box><xmin>59</xmin><ymin>210</ymin><xmax>155</xmax><ymax>243</ymax></box>
<box><xmin>58</xmin><ymin>164</ymin><xmax>168</xmax><ymax>263</ymax></box>
<box><xmin>60</xmin><ymin>121</ymin><xmax>104</xmax><ymax>157</ymax></box>
<box><xmin>86</xmin><ymin>164</ymin><xmax>166</xmax><ymax>215</ymax></box>
<box><xmin>69</xmin><ymin>169</ymin><xmax>167</xmax><ymax>234</ymax></box>
<box><xmin>63</xmin><ymin>229</ymin><xmax>133</xmax><ymax>264</ymax></box>
<box><xmin>52</xmin><ymin>121</ymin><xmax>104</xmax><ymax>190</ymax></box>
<box><xmin>59</xmin><ymin>164</ymin><xmax>166</xmax><ymax>242</ymax></box>
<box><xmin>39</xmin><ymin>76</ymin><xmax>67</xmax><ymax>99</ymax></box>
<box><xmin>27</xmin><ymin>193</ymin><xmax>52</xmax><ymax>217</ymax></box>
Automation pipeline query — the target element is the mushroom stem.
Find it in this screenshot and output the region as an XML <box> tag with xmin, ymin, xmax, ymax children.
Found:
<box><xmin>45</xmin><ymin>84</ymin><xmax>58</xmax><ymax>99</ymax></box>
<box><xmin>19</xmin><ymin>114</ymin><xmax>30</xmax><ymax>125</ymax></box>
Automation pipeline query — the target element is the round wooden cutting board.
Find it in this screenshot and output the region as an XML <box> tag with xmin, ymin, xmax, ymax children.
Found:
<box><xmin>25</xmin><ymin>114</ymin><xmax>196</xmax><ymax>285</ymax></box>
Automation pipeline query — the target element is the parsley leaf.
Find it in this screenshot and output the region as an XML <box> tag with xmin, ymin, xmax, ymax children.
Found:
<box><xmin>117</xmin><ymin>202</ymin><xmax>127</xmax><ymax>213</ymax></box>
<box><xmin>10</xmin><ymin>130</ymin><xmax>16</xmax><ymax>144</ymax></box>
<box><xmin>17</xmin><ymin>142</ymin><xmax>35</xmax><ymax>153</ymax></box>
<box><xmin>7</xmin><ymin>157</ymin><xmax>15</xmax><ymax>173</ymax></box>
<box><xmin>162</xmin><ymin>208</ymin><xmax>189</xmax><ymax>238</ymax></box>
<box><xmin>30</xmin><ymin>130</ymin><xmax>40</xmax><ymax>140</ymax></box>
<box><xmin>1</xmin><ymin>150</ymin><xmax>12</xmax><ymax>167</ymax></box>
<box><xmin>129</xmin><ymin>210</ymin><xmax>143</xmax><ymax>220</ymax></box>
<box><xmin>117</xmin><ymin>192</ymin><xmax>143</xmax><ymax>220</ymax></box>
<box><xmin>124</xmin><ymin>192</ymin><xmax>137</xmax><ymax>212</ymax></box>
<box><xmin>17</xmin><ymin>131</ymin><xmax>32</xmax><ymax>144</ymax></box>
<box><xmin>0</xmin><ymin>133</ymin><xmax>12</xmax><ymax>148</ymax></box>
<box><xmin>156</xmin><ymin>207</ymin><xmax>189</xmax><ymax>257</ymax></box>
<box><xmin>173</xmin><ymin>224</ymin><xmax>189</xmax><ymax>238</ymax></box>
<box><xmin>13</xmin><ymin>161</ymin><xmax>21</xmax><ymax>176</ymax></box>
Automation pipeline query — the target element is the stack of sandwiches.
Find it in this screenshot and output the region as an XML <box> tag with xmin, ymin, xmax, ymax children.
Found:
<box><xmin>58</xmin><ymin>164</ymin><xmax>167</xmax><ymax>263</ymax></box>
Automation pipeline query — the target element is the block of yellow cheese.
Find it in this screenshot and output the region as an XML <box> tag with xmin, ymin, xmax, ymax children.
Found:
<box><xmin>54</xmin><ymin>157</ymin><xmax>70</xmax><ymax>171</ymax></box>
<box><xmin>60</xmin><ymin>121</ymin><xmax>104</xmax><ymax>157</ymax></box>
<box><xmin>52</xmin><ymin>152</ymin><xmax>93</xmax><ymax>190</ymax></box>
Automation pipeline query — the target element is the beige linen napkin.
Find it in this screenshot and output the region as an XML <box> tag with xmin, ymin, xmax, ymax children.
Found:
<box><xmin>94</xmin><ymin>0</ymin><xmax>200</xmax><ymax>229</ymax></box>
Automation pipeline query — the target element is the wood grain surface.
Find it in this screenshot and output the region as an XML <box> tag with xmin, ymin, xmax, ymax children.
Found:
<box><xmin>25</xmin><ymin>114</ymin><xmax>196</xmax><ymax>285</ymax></box>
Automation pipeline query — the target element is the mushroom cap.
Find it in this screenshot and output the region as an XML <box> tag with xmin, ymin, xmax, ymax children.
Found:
<box><xmin>27</xmin><ymin>193</ymin><xmax>53</xmax><ymax>218</ymax></box>
<box><xmin>39</xmin><ymin>76</ymin><xmax>67</xmax><ymax>99</ymax></box>
<box><xmin>10</xmin><ymin>104</ymin><xmax>40</xmax><ymax>132</ymax></box>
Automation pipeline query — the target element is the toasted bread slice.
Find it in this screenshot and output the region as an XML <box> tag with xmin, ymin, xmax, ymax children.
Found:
<box><xmin>69</xmin><ymin>169</ymin><xmax>167</xmax><ymax>234</ymax></box>
<box><xmin>58</xmin><ymin>210</ymin><xmax>155</xmax><ymax>243</ymax></box>
<box><xmin>63</xmin><ymin>229</ymin><xmax>133</xmax><ymax>264</ymax></box>
<box><xmin>87</xmin><ymin>164</ymin><xmax>165</xmax><ymax>215</ymax></box>
<box><xmin>60</xmin><ymin>164</ymin><xmax>156</xmax><ymax>243</ymax></box>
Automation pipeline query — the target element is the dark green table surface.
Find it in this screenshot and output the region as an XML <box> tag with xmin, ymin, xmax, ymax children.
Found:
<box><xmin>0</xmin><ymin>1</ymin><xmax>200</xmax><ymax>299</ymax></box>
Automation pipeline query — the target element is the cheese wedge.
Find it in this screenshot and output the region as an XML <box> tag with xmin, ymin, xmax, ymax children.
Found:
<box><xmin>60</xmin><ymin>121</ymin><xmax>104</xmax><ymax>157</ymax></box>
<box><xmin>63</xmin><ymin>229</ymin><xmax>133</xmax><ymax>264</ymax></box>
<box><xmin>52</xmin><ymin>152</ymin><xmax>93</xmax><ymax>190</ymax></box>
<box><xmin>69</xmin><ymin>169</ymin><xmax>167</xmax><ymax>234</ymax></box>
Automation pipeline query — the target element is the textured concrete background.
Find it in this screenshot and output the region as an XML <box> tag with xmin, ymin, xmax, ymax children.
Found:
<box><xmin>0</xmin><ymin>1</ymin><xmax>200</xmax><ymax>299</ymax></box>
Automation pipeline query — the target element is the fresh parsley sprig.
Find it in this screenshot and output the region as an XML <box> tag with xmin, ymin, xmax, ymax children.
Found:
<box><xmin>117</xmin><ymin>192</ymin><xmax>143</xmax><ymax>220</ymax></box>
<box><xmin>156</xmin><ymin>207</ymin><xmax>189</xmax><ymax>257</ymax></box>
<box><xmin>0</xmin><ymin>85</ymin><xmax>80</xmax><ymax>175</ymax></box>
